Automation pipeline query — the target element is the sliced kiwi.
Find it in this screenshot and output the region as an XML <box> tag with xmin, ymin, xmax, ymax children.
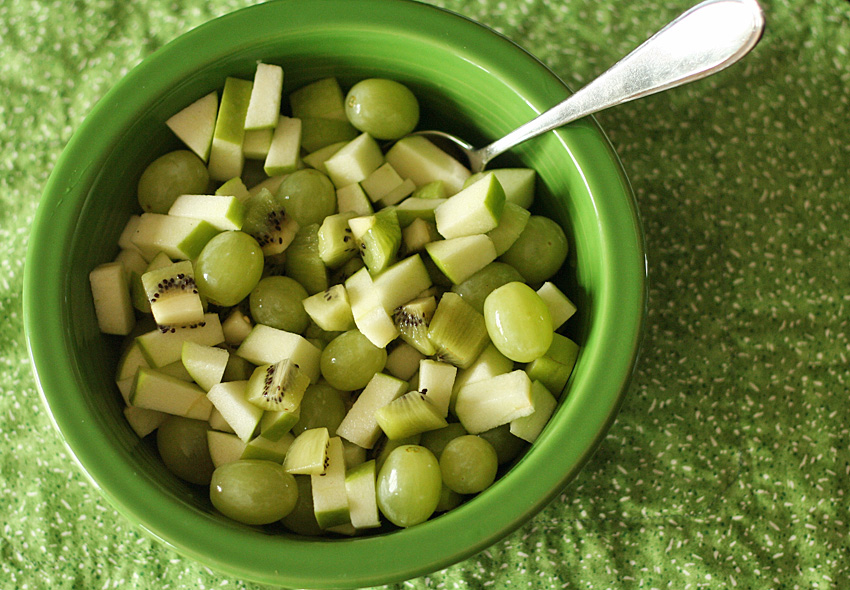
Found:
<box><xmin>302</xmin><ymin>284</ymin><xmax>355</xmax><ymax>333</ymax></box>
<box><xmin>427</xmin><ymin>292</ymin><xmax>490</xmax><ymax>369</ymax></box>
<box><xmin>245</xmin><ymin>358</ymin><xmax>310</xmax><ymax>412</ymax></box>
<box><xmin>348</xmin><ymin>207</ymin><xmax>401</xmax><ymax>275</ymax></box>
<box><xmin>392</xmin><ymin>296</ymin><xmax>437</xmax><ymax>356</ymax></box>
<box><xmin>318</xmin><ymin>211</ymin><xmax>358</xmax><ymax>269</ymax></box>
<box><xmin>450</xmin><ymin>261</ymin><xmax>524</xmax><ymax>313</ymax></box>
<box><xmin>242</xmin><ymin>187</ymin><xmax>300</xmax><ymax>257</ymax></box>
<box><xmin>331</xmin><ymin>256</ymin><xmax>366</xmax><ymax>284</ymax></box>
<box><xmin>375</xmin><ymin>390</ymin><xmax>448</xmax><ymax>440</ymax></box>
<box><xmin>141</xmin><ymin>259</ymin><xmax>205</xmax><ymax>327</ymax></box>
<box><xmin>284</xmin><ymin>223</ymin><xmax>329</xmax><ymax>295</ymax></box>
<box><xmin>131</xmin><ymin>251</ymin><xmax>172</xmax><ymax>313</ymax></box>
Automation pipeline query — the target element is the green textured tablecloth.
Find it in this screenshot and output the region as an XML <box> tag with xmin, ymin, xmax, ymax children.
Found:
<box><xmin>3</xmin><ymin>0</ymin><xmax>848</xmax><ymax>588</ymax></box>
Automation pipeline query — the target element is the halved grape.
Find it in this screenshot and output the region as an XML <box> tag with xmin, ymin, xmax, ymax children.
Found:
<box><xmin>195</xmin><ymin>231</ymin><xmax>264</xmax><ymax>307</ymax></box>
<box><xmin>450</xmin><ymin>261</ymin><xmax>524</xmax><ymax>313</ymax></box>
<box><xmin>137</xmin><ymin>150</ymin><xmax>209</xmax><ymax>214</ymax></box>
<box><xmin>376</xmin><ymin>445</ymin><xmax>441</xmax><ymax>527</ymax></box>
<box><xmin>499</xmin><ymin>215</ymin><xmax>568</xmax><ymax>284</ymax></box>
<box><xmin>419</xmin><ymin>422</ymin><xmax>468</xmax><ymax>459</ymax></box>
<box><xmin>435</xmin><ymin>483</ymin><xmax>463</xmax><ymax>513</ymax></box>
<box><xmin>157</xmin><ymin>415</ymin><xmax>215</xmax><ymax>485</ymax></box>
<box><xmin>320</xmin><ymin>329</ymin><xmax>387</xmax><ymax>391</ymax></box>
<box><xmin>344</xmin><ymin>79</ymin><xmax>419</xmax><ymax>140</ymax></box>
<box><xmin>478</xmin><ymin>423</ymin><xmax>528</xmax><ymax>465</ymax></box>
<box><xmin>210</xmin><ymin>460</ymin><xmax>298</xmax><ymax>525</ymax></box>
<box><xmin>249</xmin><ymin>276</ymin><xmax>310</xmax><ymax>334</ymax></box>
<box><xmin>291</xmin><ymin>383</ymin><xmax>347</xmax><ymax>436</ymax></box>
<box><xmin>483</xmin><ymin>281</ymin><xmax>553</xmax><ymax>363</ymax></box>
<box><xmin>277</xmin><ymin>169</ymin><xmax>337</xmax><ymax>227</ymax></box>
<box><xmin>280</xmin><ymin>475</ymin><xmax>323</xmax><ymax>536</ymax></box>
<box><xmin>439</xmin><ymin>435</ymin><xmax>497</xmax><ymax>494</ymax></box>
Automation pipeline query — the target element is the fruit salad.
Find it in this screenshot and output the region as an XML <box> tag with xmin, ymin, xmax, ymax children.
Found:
<box><xmin>89</xmin><ymin>64</ymin><xmax>580</xmax><ymax>534</ymax></box>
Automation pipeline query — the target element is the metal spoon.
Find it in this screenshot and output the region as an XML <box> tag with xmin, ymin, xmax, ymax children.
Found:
<box><xmin>413</xmin><ymin>0</ymin><xmax>765</xmax><ymax>173</ymax></box>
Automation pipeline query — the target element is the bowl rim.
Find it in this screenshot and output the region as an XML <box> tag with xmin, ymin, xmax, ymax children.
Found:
<box><xmin>23</xmin><ymin>0</ymin><xmax>647</xmax><ymax>587</ymax></box>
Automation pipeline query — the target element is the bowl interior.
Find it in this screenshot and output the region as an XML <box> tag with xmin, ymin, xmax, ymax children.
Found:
<box><xmin>25</xmin><ymin>0</ymin><xmax>645</xmax><ymax>587</ymax></box>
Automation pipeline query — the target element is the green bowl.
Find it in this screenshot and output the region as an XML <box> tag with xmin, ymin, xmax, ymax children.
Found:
<box><xmin>23</xmin><ymin>0</ymin><xmax>646</xmax><ymax>587</ymax></box>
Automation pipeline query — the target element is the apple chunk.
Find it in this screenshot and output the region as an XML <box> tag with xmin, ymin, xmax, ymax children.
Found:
<box><xmin>166</xmin><ymin>91</ymin><xmax>218</xmax><ymax>162</ymax></box>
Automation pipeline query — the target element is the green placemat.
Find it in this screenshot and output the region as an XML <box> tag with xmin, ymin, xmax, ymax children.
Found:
<box><xmin>2</xmin><ymin>0</ymin><xmax>848</xmax><ymax>588</ymax></box>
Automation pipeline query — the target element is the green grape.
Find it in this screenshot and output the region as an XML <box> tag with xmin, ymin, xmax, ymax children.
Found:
<box><xmin>478</xmin><ymin>423</ymin><xmax>527</xmax><ymax>465</ymax></box>
<box><xmin>483</xmin><ymin>281</ymin><xmax>553</xmax><ymax>363</ymax></box>
<box><xmin>376</xmin><ymin>445</ymin><xmax>441</xmax><ymax>528</ymax></box>
<box><xmin>419</xmin><ymin>422</ymin><xmax>468</xmax><ymax>459</ymax></box>
<box><xmin>499</xmin><ymin>215</ymin><xmax>568</xmax><ymax>284</ymax></box>
<box><xmin>373</xmin><ymin>434</ymin><xmax>420</xmax><ymax>474</ymax></box>
<box><xmin>137</xmin><ymin>150</ymin><xmax>209</xmax><ymax>214</ymax></box>
<box><xmin>291</xmin><ymin>383</ymin><xmax>347</xmax><ymax>436</ymax></box>
<box><xmin>194</xmin><ymin>231</ymin><xmax>264</xmax><ymax>307</ymax></box>
<box><xmin>280</xmin><ymin>475</ymin><xmax>323</xmax><ymax>536</ymax></box>
<box><xmin>156</xmin><ymin>416</ymin><xmax>215</xmax><ymax>485</ymax></box>
<box><xmin>249</xmin><ymin>276</ymin><xmax>310</xmax><ymax>334</ymax></box>
<box><xmin>434</xmin><ymin>484</ymin><xmax>463</xmax><ymax>513</ymax></box>
<box><xmin>450</xmin><ymin>262</ymin><xmax>524</xmax><ymax>313</ymax></box>
<box><xmin>320</xmin><ymin>329</ymin><xmax>387</xmax><ymax>391</ymax></box>
<box><xmin>439</xmin><ymin>435</ymin><xmax>498</xmax><ymax>495</ymax></box>
<box><xmin>276</xmin><ymin>169</ymin><xmax>337</xmax><ymax>227</ymax></box>
<box><xmin>210</xmin><ymin>460</ymin><xmax>298</xmax><ymax>525</ymax></box>
<box><xmin>344</xmin><ymin>78</ymin><xmax>420</xmax><ymax>140</ymax></box>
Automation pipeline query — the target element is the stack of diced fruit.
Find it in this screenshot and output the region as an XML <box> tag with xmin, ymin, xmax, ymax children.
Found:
<box><xmin>88</xmin><ymin>62</ymin><xmax>581</xmax><ymax>534</ymax></box>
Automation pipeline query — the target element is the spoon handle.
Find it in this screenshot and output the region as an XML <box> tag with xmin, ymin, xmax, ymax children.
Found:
<box><xmin>472</xmin><ymin>0</ymin><xmax>765</xmax><ymax>171</ymax></box>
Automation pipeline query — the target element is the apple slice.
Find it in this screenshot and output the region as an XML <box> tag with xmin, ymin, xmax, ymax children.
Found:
<box><xmin>244</xmin><ymin>63</ymin><xmax>284</xmax><ymax>130</ymax></box>
<box><xmin>129</xmin><ymin>368</ymin><xmax>212</xmax><ymax>421</ymax></box>
<box><xmin>264</xmin><ymin>115</ymin><xmax>302</xmax><ymax>176</ymax></box>
<box><xmin>208</xmin><ymin>77</ymin><xmax>253</xmax><ymax>181</ymax></box>
<box><xmin>130</xmin><ymin>213</ymin><xmax>219</xmax><ymax>261</ymax></box>
<box><xmin>434</xmin><ymin>173</ymin><xmax>506</xmax><ymax>239</ymax></box>
<box><xmin>324</xmin><ymin>133</ymin><xmax>385</xmax><ymax>188</ymax></box>
<box><xmin>424</xmin><ymin>234</ymin><xmax>497</xmax><ymax>285</ymax></box>
<box><xmin>181</xmin><ymin>341</ymin><xmax>229</xmax><ymax>392</ymax></box>
<box><xmin>242</xmin><ymin>128</ymin><xmax>274</xmax><ymax>160</ymax></box>
<box><xmin>206</xmin><ymin>380</ymin><xmax>263</xmax><ymax>442</ymax></box>
<box><xmin>510</xmin><ymin>380</ymin><xmax>557</xmax><ymax>443</ymax></box>
<box><xmin>166</xmin><ymin>91</ymin><xmax>218</xmax><ymax>162</ymax></box>
<box><xmin>336</xmin><ymin>182</ymin><xmax>374</xmax><ymax>216</ymax></box>
<box><xmin>89</xmin><ymin>262</ymin><xmax>135</xmax><ymax>335</ymax></box>
<box><xmin>289</xmin><ymin>77</ymin><xmax>348</xmax><ymax>121</ymax></box>
<box><xmin>167</xmin><ymin>194</ymin><xmax>246</xmax><ymax>231</ymax></box>
<box><xmin>385</xmin><ymin>135</ymin><xmax>470</xmax><ymax>196</ymax></box>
